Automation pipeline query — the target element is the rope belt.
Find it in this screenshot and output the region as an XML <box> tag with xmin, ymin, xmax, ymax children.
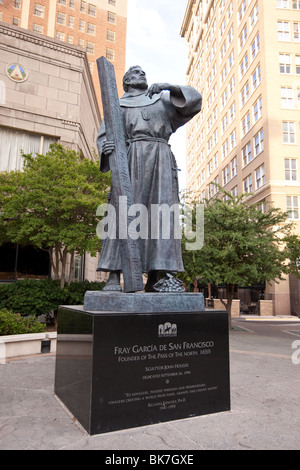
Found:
<box><xmin>126</xmin><ymin>136</ymin><xmax>169</xmax><ymax>145</ymax></box>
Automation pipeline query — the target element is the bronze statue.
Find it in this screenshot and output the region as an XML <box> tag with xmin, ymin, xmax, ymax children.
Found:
<box><xmin>97</xmin><ymin>65</ymin><xmax>202</xmax><ymax>292</ymax></box>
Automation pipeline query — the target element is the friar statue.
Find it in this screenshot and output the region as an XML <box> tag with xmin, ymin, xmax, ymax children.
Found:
<box><xmin>97</xmin><ymin>65</ymin><xmax>202</xmax><ymax>292</ymax></box>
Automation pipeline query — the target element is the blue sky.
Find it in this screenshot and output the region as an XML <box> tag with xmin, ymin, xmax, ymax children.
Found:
<box><xmin>126</xmin><ymin>0</ymin><xmax>189</xmax><ymax>188</ymax></box>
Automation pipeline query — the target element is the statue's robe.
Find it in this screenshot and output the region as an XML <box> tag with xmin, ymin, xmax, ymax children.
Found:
<box><xmin>97</xmin><ymin>86</ymin><xmax>202</xmax><ymax>274</ymax></box>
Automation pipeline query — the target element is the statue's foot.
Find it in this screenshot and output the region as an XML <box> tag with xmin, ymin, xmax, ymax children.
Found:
<box><xmin>152</xmin><ymin>273</ymin><xmax>185</xmax><ymax>293</ymax></box>
<box><xmin>145</xmin><ymin>271</ymin><xmax>160</xmax><ymax>292</ymax></box>
<box><xmin>102</xmin><ymin>283</ymin><xmax>122</xmax><ymax>292</ymax></box>
<box><xmin>102</xmin><ymin>271</ymin><xmax>122</xmax><ymax>292</ymax></box>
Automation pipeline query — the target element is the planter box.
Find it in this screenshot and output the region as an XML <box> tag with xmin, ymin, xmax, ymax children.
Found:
<box><xmin>209</xmin><ymin>299</ymin><xmax>240</xmax><ymax>317</ymax></box>
<box><xmin>259</xmin><ymin>300</ymin><xmax>274</xmax><ymax>316</ymax></box>
<box><xmin>0</xmin><ymin>332</ymin><xmax>57</xmax><ymax>363</ymax></box>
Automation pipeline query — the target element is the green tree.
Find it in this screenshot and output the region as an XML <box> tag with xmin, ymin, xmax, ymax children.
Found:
<box><xmin>181</xmin><ymin>188</ymin><xmax>293</xmax><ymax>325</ymax></box>
<box><xmin>0</xmin><ymin>143</ymin><xmax>111</xmax><ymax>288</ymax></box>
<box><xmin>286</xmin><ymin>234</ymin><xmax>300</xmax><ymax>278</ymax></box>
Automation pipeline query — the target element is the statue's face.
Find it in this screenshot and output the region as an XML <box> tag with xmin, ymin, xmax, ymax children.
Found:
<box><xmin>126</xmin><ymin>66</ymin><xmax>148</xmax><ymax>90</ymax></box>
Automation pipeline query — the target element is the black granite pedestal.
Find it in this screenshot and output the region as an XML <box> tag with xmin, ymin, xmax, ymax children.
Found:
<box><xmin>54</xmin><ymin>294</ymin><xmax>230</xmax><ymax>436</ymax></box>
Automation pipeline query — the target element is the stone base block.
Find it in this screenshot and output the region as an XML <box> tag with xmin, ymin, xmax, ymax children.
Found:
<box><xmin>54</xmin><ymin>306</ymin><xmax>230</xmax><ymax>435</ymax></box>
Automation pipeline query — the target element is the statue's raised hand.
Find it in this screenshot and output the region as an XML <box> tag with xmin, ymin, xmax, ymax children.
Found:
<box><xmin>147</xmin><ymin>83</ymin><xmax>183</xmax><ymax>100</ymax></box>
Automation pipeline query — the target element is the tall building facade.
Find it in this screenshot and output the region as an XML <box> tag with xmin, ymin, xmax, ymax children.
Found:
<box><xmin>0</xmin><ymin>0</ymin><xmax>128</xmax><ymax>104</ymax></box>
<box><xmin>181</xmin><ymin>0</ymin><xmax>300</xmax><ymax>315</ymax></box>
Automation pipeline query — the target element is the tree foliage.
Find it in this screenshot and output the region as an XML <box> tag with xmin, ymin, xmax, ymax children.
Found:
<box><xmin>0</xmin><ymin>143</ymin><xmax>111</xmax><ymax>287</ymax></box>
<box><xmin>286</xmin><ymin>235</ymin><xmax>300</xmax><ymax>279</ymax></box>
<box><xmin>181</xmin><ymin>188</ymin><xmax>293</xmax><ymax>320</ymax></box>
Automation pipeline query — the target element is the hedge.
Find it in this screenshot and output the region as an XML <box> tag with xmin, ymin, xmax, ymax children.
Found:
<box><xmin>0</xmin><ymin>309</ymin><xmax>46</xmax><ymax>335</ymax></box>
<box><xmin>0</xmin><ymin>279</ymin><xmax>105</xmax><ymax>319</ymax></box>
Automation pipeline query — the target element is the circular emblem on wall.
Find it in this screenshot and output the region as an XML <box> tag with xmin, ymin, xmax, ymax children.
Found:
<box><xmin>6</xmin><ymin>63</ymin><xmax>29</xmax><ymax>83</ymax></box>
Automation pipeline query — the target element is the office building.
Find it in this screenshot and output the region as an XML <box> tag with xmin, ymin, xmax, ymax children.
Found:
<box><xmin>181</xmin><ymin>0</ymin><xmax>300</xmax><ymax>315</ymax></box>
<box><xmin>0</xmin><ymin>0</ymin><xmax>128</xmax><ymax>105</ymax></box>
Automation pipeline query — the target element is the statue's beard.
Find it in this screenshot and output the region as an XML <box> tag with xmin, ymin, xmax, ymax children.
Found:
<box><xmin>129</xmin><ymin>78</ymin><xmax>148</xmax><ymax>91</ymax></box>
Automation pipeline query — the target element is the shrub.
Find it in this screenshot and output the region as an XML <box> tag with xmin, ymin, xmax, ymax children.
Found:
<box><xmin>0</xmin><ymin>309</ymin><xmax>46</xmax><ymax>335</ymax></box>
<box><xmin>64</xmin><ymin>280</ymin><xmax>106</xmax><ymax>305</ymax></box>
<box><xmin>0</xmin><ymin>279</ymin><xmax>105</xmax><ymax>320</ymax></box>
<box><xmin>0</xmin><ymin>279</ymin><xmax>64</xmax><ymax>318</ymax></box>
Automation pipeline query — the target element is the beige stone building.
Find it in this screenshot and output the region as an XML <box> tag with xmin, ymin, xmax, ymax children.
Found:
<box><xmin>0</xmin><ymin>22</ymin><xmax>104</xmax><ymax>282</ymax></box>
<box><xmin>0</xmin><ymin>0</ymin><xmax>128</xmax><ymax>107</ymax></box>
<box><xmin>181</xmin><ymin>0</ymin><xmax>300</xmax><ymax>315</ymax></box>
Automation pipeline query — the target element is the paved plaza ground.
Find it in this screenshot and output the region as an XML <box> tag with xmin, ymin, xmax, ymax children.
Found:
<box><xmin>0</xmin><ymin>316</ymin><xmax>300</xmax><ymax>451</ymax></box>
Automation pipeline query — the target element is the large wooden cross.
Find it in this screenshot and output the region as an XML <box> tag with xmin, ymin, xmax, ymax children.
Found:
<box><xmin>97</xmin><ymin>57</ymin><xmax>144</xmax><ymax>293</ymax></box>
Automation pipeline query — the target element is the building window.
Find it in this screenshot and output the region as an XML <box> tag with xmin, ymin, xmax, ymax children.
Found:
<box><xmin>80</xmin><ymin>1</ymin><xmax>86</xmax><ymax>12</ymax></box>
<box><xmin>79</xmin><ymin>20</ymin><xmax>85</xmax><ymax>31</ymax></box>
<box><xmin>222</xmin><ymin>140</ymin><xmax>229</xmax><ymax>160</ymax></box>
<box><xmin>238</xmin><ymin>0</ymin><xmax>247</xmax><ymax>24</ymax></box>
<box><xmin>281</xmin><ymin>87</ymin><xmax>294</xmax><ymax>108</ymax></box>
<box><xmin>229</xmin><ymin>76</ymin><xmax>235</xmax><ymax>96</ymax></box>
<box><xmin>243</xmin><ymin>174</ymin><xmax>253</xmax><ymax>193</ymax></box>
<box><xmin>231</xmin><ymin>156</ymin><xmax>237</xmax><ymax>178</ymax></box>
<box><xmin>242</xmin><ymin>112</ymin><xmax>251</xmax><ymax>136</ymax></box>
<box><xmin>287</xmin><ymin>196</ymin><xmax>299</xmax><ymax>219</ymax></box>
<box><xmin>241</xmin><ymin>82</ymin><xmax>250</xmax><ymax>106</ymax></box>
<box><xmin>56</xmin><ymin>31</ymin><xmax>65</xmax><ymax>41</ymax></box>
<box><xmin>279</xmin><ymin>53</ymin><xmax>291</xmax><ymax>73</ymax></box>
<box><xmin>58</xmin><ymin>0</ymin><xmax>67</xmax><ymax>4</ymax></box>
<box><xmin>107</xmin><ymin>30</ymin><xmax>115</xmax><ymax>42</ymax></box>
<box><xmin>87</xmin><ymin>23</ymin><xmax>96</xmax><ymax>35</ymax></box>
<box><xmin>239</xmin><ymin>25</ymin><xmax>248</xmax><ymax>49</ymax></box>
<box><xmin>285</xmin><ymin>158</ymin><xmax>298</xmax><ymax>181</ymax></box>
<box><xmin>242</xmin><ymin>142</ymin><xmax>252</xmax><ymax>166</ymax></box>
<box><xmin>33</xmin><ymin>23</ymin><xmax>43</xmax><ymax>33</ymax></box>
<box><xmin>57</xmin><ymin>12</ymin><xmax>66</xmax><ymax>25</ymax></box>
<box><xmin>251</xmin><ymin>34</ymin><xmax>260</xmax><ymax>60</ymax></box>
<box><xmin>223</xmin><ymin>165</ymin><xmax>230</xmax><ymax>185</ymax></box>
<box><xmin>108</xmin><ymin>0</ymin><xmax>116</xmax><ymax>5</ymax></box>
<box><xmin>253</xmin><ymin>96</ymin><xmax>262</xmax><ymax>122</ymax></box>
<box><xmin>34</xmin><ymin>4</ymin><xmax>44</xmax><ymax>17</ymax></box>
<box><xmin>69</xmin><ymin>0</ymin><xmax>75</xmax><ymax>8</ymax></box>
<box><xmin>221</xmin><ymin>114</ymin><xmax>228</xmax><ymax>135</ymax></box>
<box><xmin>67</xmin><ymin>35</ymin><xmax>73</xmax><ymax>44</ymax></box>
<box><xmin>255</xmin><ymin>164</ymin><xmax>265</xmax><ymax>189</ymax></box>
<box><xmin>296</xmin><ymin>56</ymin><xmax>300</xmax><ymax>73</ymax></box>
<box><xmin>13</xmin><ymin>17</ymin><xmax>20</xmax><ymax>26</ymax></box>
<box><xmin>231</xmin><ymin>186</ymin><xmax>238</xmax><ymax>197</ymax></box>
<box><xmin>250</xmin><ymin>4</ymin><xmax>259</xmax><ymax>29</ymax></box>
<box><xmin>78</xmin><ymin>39</ymin><xmax>84</xmax><ymax>47</ymax></box>
<box><xmin>277</xmin><ymin>0</ymin><xmax>289</xmax><ymax>7</ymax></box>
<box><xmin>107</xmin><ymin>11</ymin><xmax>116</xmax><ymax>24</ymax></box>
<box><xmin>86</xmin><ymin>42</ymin><xmax>95</xmax><ymax>54</ymax></box>
<box><xmin>278</xmin><ymin>21</ymin><xmax>290</xmax><ymax>41</ymax></box>
<box><xmin>106</xmin><ymin>48</ymin><xmax>115</xmax><ymax>60</ymax></box>
<box><xmin>252</xmin><ymin>64</ymin><xmax>261</xmax><ymax>90</ymax></box>
<box><xmin>68</xmin><ymin>16</ymin><xmax>74</xmax><ymax>28</ymax></box>
<box><xmin>294</xmin><ymin>22</ymin><xmax>300</xmax><ymax>41</ymax></box>
<box><xmin>88</xmin><ymin>4</ymin><xmax>96</xmax><ymax>16</ymax></box>
<box><xmin>283</xmin><ymin>121</ymin><xmax>296</xmax><ymax>143</ymax></box>
<box><xmin>14</xmin><ymin>0</ymin><xmax>21</xmax><ymax>8</ymax></box>
<box><xmin>240</xmin><ymin>53</ymin><xmax>249</xmax><ymax>78</ymax></box>
<box><xmin>293</xmin><ymin>0</ymin><xmax>300</xmax><ymax>9</ymax></box>
<box><xmin>230</xmin><ymin>129</ymin><xmax>237</xmax><ymax>150</ymax></box>
<box><xmin>254</xmin><ymin>129</ymin><xmax>264</xmax><ymax>156</ymax></box>
<box><xmin>229</xmin><ymin>102</ymin><xmax>236</xmax><ymax>122</ymax></box>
